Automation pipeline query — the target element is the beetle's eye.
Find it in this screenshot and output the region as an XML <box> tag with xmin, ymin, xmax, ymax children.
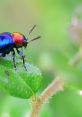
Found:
<box><xmin>23</xmin><ymin>42</ymin><xmax>27</xmax><ymax>48</ymax></box>
<box><xmin>23</xmin><ymin>37</ymin><xmax>27</xmax><ymax>47</ymax></box>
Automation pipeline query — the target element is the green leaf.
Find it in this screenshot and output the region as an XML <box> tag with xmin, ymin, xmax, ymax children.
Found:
<box><xmin>0</xmin><ymin>58</ymin><xmax>42</xmax><ymax>99</ymax></box>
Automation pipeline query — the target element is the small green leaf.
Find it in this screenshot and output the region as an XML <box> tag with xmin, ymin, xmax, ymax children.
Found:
<box><xmin>0</xmin><ymin>58</ymin><xmax>42</xmax><ymax>99</ymax></box>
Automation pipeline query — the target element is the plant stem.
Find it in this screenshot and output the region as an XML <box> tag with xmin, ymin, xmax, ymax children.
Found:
<box><xmin>30</xmin><ymin>97</ymin><xmax>41</xmax><ymax>117</ymax></box>
<box><xmin>69</xmin><ymin>47</ymin><xmax>82</xmax><ymax>66</ymax></box>
<box><xmin>30</xmin><ymin>76</ymin><xmax>64</xmax><ymax>117</ymax></box>
<box><xmin>40</xmin><ymin>76</ymin><xmax>63</xmax><ymax>103</ymax></box>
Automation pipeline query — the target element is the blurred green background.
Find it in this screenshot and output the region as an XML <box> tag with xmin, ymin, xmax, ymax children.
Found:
<box><xmin>0</xmin><ymin>0</ymin><xmax>82</xmax><ymax>117</ymax></box>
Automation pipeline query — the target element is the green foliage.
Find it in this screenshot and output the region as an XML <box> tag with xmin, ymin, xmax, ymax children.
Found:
<box><xmin>0</xmin><ymin>58</ymin><xmax>42</xmax><ymax>99</ymax></box>
<box><xmin>0</xmin><ymin>0</ymin><xmax>82</xmax><ymax>117</ymax></box>
<box><xmin>50</xmin><ymin>50</ymin><xmax>82</xmax><ymax>89</ymax></box>
<box><xmin>50</xmin><ymin>87</ymin><xmax>82</xmax><ymax>117</ymax></box>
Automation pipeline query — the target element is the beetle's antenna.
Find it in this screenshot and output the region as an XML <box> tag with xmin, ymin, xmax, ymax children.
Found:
<box><xmin>28</xmin><ymin>36</ymin><xmax>41</xmax><ymax>43</ymax></box>
<box><xmin>28</xmin><ymin>24</ymin><xmax>36</xmax><ymax>35</ymax></box>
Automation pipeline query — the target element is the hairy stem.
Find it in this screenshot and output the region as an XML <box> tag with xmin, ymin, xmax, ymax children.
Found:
<box><xmin>30</xmin><ymin>76</ymin><xmax>64</xmax><ymax>117</ymax></box>
<box><xmin>30</xmin><ymin>97</ymin><xmax>41</xmax><ymax>117</ymax></box>
<box><xmin>69</xmin><ymin>47</ymin><xmax>82</xmax><ymax>66</ymax></box>
<box><xmin>40</xmin><ymin>76</ymin><xmax>63</xmax><ymax>103</ymax></box>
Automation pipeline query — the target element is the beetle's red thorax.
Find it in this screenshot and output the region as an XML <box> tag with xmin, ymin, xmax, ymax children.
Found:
<box><xmin>12</xmin><ymin>33</ymin><xmax>23</xmax><ymax>46</ymax></box>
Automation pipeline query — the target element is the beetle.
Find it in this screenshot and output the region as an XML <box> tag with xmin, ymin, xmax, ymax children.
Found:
<box><xmin>0</xmin><ymin>25</ymin><xmax>40</xmax><ymax>70</ymax></box>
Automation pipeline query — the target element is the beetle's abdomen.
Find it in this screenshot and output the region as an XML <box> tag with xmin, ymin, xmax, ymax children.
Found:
<box><xmin>0</xmin><ymin>33</ymin><xmax>14</xmax><ymax>54</ymax></box>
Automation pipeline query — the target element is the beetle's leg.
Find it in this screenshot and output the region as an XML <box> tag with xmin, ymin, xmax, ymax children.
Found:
<box><xmin>16</xmin><ymin>48</ymin><xmax>27</xmax><ymax>70</ymax></box>
<box><xmin>0</xmin><ymin>53</ymin><xmax>6</xmax><ymax>57</ymax></box>
<box><xmin>12</xmin><ymin>49</ymin><xmax>16</xmax><ymax>70</ymax></box>
<box><xmin>0</xmin><ymin>53</ymin><xmax>3</xmax><ymax>57</ymax></box>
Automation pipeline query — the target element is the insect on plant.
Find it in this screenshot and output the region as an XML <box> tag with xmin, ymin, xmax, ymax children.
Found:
<box><xmin>0</xmin><ymin>25</ymin><xmax>41</xmax><ymax>70</ymax></box>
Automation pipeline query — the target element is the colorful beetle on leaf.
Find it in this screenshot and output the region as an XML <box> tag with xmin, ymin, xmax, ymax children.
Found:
<box><xmin>0</xmin><ymin>25</ymin><xmax>40</xmax><ymax>70</ymax></box>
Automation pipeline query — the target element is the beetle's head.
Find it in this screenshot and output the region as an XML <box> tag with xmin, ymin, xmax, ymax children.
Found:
<box><xmin>12</xmin><ymin>25</ymin><xmax>41</xmax><ymax>48</ymax></box>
